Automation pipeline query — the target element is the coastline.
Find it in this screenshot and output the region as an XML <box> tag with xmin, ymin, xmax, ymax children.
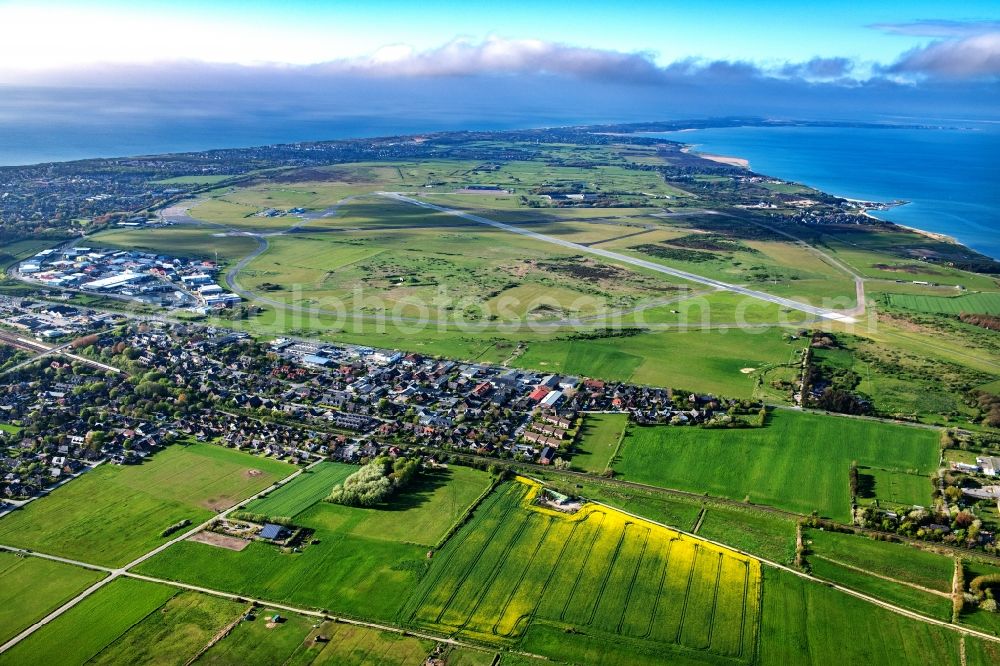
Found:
<box><xmin>680</xmin><ymin>145</ymin><xmax>749</xmax><ymax>168</ymax></box>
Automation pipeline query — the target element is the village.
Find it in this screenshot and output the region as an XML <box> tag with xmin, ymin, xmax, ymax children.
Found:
<box><xmin>0</xmin><ymin>296</ymin><xmax>762</xmax><ymax>510</ymax></box>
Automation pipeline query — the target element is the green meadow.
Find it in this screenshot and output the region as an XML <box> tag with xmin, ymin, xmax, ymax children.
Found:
<box><xmin>611</xmin><ymin>410</ymin><xmax>939</xmax><ymax>520</ymax></box>
<box><xmin>135</xmin><ymin>466</ymin><xmax>492</xmax><ymax>621</ymax></box>
<box><xmin>0</xmin><ymin>444</ymin><xmax>294</xmax><ymax>566</ymax></box>
<box><xmin>0</xmin><ymin>552</ymin><xmax>105</xmax><ymax>645</ymax></box>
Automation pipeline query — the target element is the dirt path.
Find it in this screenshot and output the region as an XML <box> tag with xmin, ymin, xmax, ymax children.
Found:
<box><xmin>810</xmin><ymin>554</ymin><xmax>951</xmax><ymax>598</ymax></box>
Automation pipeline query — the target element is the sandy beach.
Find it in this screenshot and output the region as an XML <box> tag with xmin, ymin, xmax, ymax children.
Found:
<box><xmin>680</xmin><ymin>146</ymin><xmax>750</xmax><ymax>167</ymax></box>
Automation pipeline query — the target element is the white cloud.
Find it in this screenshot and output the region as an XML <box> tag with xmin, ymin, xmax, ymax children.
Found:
<box><xmin>890</xmin><ymin>32</ymin><xmax>1000</xmax><ymax>78</ymax></box>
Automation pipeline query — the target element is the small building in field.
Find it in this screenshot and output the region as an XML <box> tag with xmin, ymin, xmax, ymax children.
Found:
<box><xmin>259</xmin><ymin>523</ymin><xmax>287</xmax><ymax>540</ymax></box>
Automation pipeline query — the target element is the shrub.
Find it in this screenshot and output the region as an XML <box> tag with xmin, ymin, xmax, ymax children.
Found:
<box><xmin>326</xmin><ymin>456</ymin><xmax>421</xmax><ymax>507</ymax></box>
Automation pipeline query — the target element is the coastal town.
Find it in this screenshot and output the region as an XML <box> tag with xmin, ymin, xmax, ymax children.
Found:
<box><xmin>0</xmin><ymin>294</ymin><xmax>758</xmax><ymax>513</ymax></box>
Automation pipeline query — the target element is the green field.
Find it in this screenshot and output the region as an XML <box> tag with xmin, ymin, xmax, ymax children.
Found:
<box><xmin>0</xmin><ymin>552</ymin><xmax>105</xmax><ymax>645</ymax></box>
<box><xmin>611</xmin><ymin>410</ymin><xmax>940</xmax><ymax>520</ymax></box>
<box><xmin>806</xmin><ymin>529</ymin><xmax>954</xmax><ymax>591</ymax></box>
<box><xmin>88</xmin><ymin>591</ymin><xmax>244</xmax><ymax>665</ymax></box>
<box><xmin>807</xmin><ymin>556</ymin><xmax>951</xmax><ymax>621</ymax></box>
<box><xmin>862</xmin><ymin>466</ymin><xmax>933</xmax><ymax>508</ymax></box>
<box><xmin>402</xmin><ymin>479</ymin><xmax>762</xmax><ymax>663</ymax></box>
<box><xmin>0</xmin><ymin>444</ymin><xmax>294</xmax><ymax>566</ymax></box>
<box><xmin>0</xmin><ymin>578</ymin><xmax>179</xmax><ymax>666</ymax></box>
<box><xmin>759</xmin><ymin>569</ymin><xmax>964</xmax><ymax>665</ymax></box>
<box><xmin>136</xmin><ymin>465</ymin><xmax>491</xmax><ymax>621</ymax></box>
<box><xmin>245</xmin><ymin>462</ymin><xmax>356</xmax><ymax>517</ymax></box>
<box><xmin>90</xmin><ymin>227</ymin><xmax>260</xmax><ymax>267</ymax></box>
<box><xmin>886</xmin><ymin>292</ymin><xmax>1000</xmax><ymax>315</ymax></box>
<box><xmin>571</xmin><ymin>413</ymin><xmax>628</xmax><ymax>473</ymax></box>
<box><xmin>196</xmin><ymin>608</ymin><xmax>435</xmax><ymax>666</ymax></box>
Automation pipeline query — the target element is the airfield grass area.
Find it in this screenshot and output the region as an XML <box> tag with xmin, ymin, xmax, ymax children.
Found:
<box><xmin>0</xmin><ymin>551</ymin><xmax>105</xmax><ymax>645</ymax></box>
<box><xmin>0</xmin><ymin>443</ymin><xmax>294</xmax><ymax>566</ymax></box>
<box><xmin>402</xmin><ymin>479</ymin><xmax>762</xmax><ymax>663</ymax></box>
<box><xmin>571</xmin><ymin>413</ymin><xmax>628</xmax><ymax>473</ymax></box>
<box><xmin>885</xmin><ymin>291</ymin><xmax>1000</xmax><ymax>315</ymax></box>
<box><xmin>90</xmin><ymin>226</ymin><xmax>259</xmax><ymax>266</ymax></box>
<box><xmin>611</xmin><ymin>410</ymin><xmax>939</xmax><ymax>520</ymax></box>
<box><xmin>136</xmin><ymin>466</ymin><xmax>491</xmax><ymax>622</ymax></box>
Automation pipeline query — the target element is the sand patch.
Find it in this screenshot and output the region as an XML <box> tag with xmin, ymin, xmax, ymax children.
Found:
<box><xmin>740</xmin><ymin>367</ymin><xmax>756</xmax><ymax>374</ymax></box>
<box><xmin>245</xmin><ymin>469</ymin><xmax>264</xmax><ymax>478</ymax></box>
<box><xmin>189</xmin><ymin>530</ymin><xmax>250</xmax><ymax>551</ymax></box>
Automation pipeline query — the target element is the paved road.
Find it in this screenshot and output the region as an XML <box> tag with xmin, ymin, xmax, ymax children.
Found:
<box><xmin>0</xmin><ymin>329</ymin><xmax>121</xmax><ymax>376</ymax></box>
<box><xmin>378</xmin><ymin>192</ymin><xmax>860</xmax><ymax>323</ymax></box>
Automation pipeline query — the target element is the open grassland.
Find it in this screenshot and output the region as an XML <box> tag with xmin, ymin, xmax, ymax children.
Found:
<box><xmin>803</xmin><ymin>529</ymin><xmax>955</xmax><ymax>620</ymax></box>
<box><xmin>197</xmin><ymin>606</ymin><xmax>316</xmax><ymax>665</ymax></box>
<box><xmin>295</xmin><ymin>465</ymin><xmax>492</xmax><ymax>547</ymax></box>
<box><xmin>239</xmin><ymin>197</ymin><xmax>687</xmax><ymax>322</ymax></box>
<box><xmin>287</xmin><ymin>620</ymin><xmax>434</xmax><ymax>666</ymax></box>
<box><xmin>0</xmin><ymin>444</ymin><xmax>294</xmax><ymax>566</ymax></box>
<box><xmin>572</xmin><ymin>413</ymin><xmax>628</xmax><ymax>473</ymax></box>
<box><xmin>0</xmin><ymin>577</ymin><xmax>179</xmax><ymax>666</ymax></box>
<box><xmin>886</xmin><ymin>292</ymin><xmax>1000</xmax><ymax>315</ymax></box>
<box><xmin>0</xmin><ymin>552</ymin><xmax>105</xmax><ymax>645</ymax></box>
<box><xmin>402</xmin><ymin>479</ymin><xmax>762</xmax><ymax>664</ymax></box>
<box><xmin>806</xmin><ymin>555</ymin><xmax>951</xmax><ymax>621</ymax></box>
<box><xmin>759</xmin><ymin>568</ymin><xmax>963</xmax><ymax>666</ymax></box>
<box><xmin>513</xmin><ymin>328</ymin><xmax>805</xmax><ymax>397</ymax></box>
<box><xmin>245</xmin><ymin>462</ymin><xmax>355</xmax><ymax>518</ymax></box>
<box><xmin>136</xmin><ymin>466</ymin><xmax>491</xmax><ymax>622</ymax></box>
<box><xmin>89</xmin><ymin>227</ymin><xmax>259</xmax><ymax>267</ymax></box>
<box><xmin>695</xmin><ymin>508</ymin><xmax>798</xmax><ymax>565</ymax></box>
<box><xmin>88</xmin><ymin>591</ymin><xmax>244</xmax><ymax>665</ymax></box>
<box><xmin>862</xmin><ymin>466</ymin><xmax>933</xmax><ymax>508</ymax></box>
<box><xmin>612</xmin><ymin>410</ymin><xmax>939</xmax><ymax>520</ymax></box>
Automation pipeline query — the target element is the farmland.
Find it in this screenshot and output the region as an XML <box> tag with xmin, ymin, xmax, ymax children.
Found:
<box><xmin>571</xmin><ymin>413</ymin><xmax>628</xmax><ymax>473</ymax></box>
<box><xmin>0</xmin><ymin>578</ymin><xmax>180</xmax><ymax>666</ymax></box>
<box><xmin>759</xmin><ymin>569</ymin><xmax>965</xmax><ymax>665</ymax></box>
<box><xmin>245</xmin><ymin>462</ymin><xmax>355</xmax><ymax>518</ymax></box>
<box><xmin>0</xmin><ymin>552</ymin><xmax>105</xmax><ymax>645</ymax></box>
<box><xmin>402</xmin><ymin>479</ymin><xmax>762</xmax><ymax>663</ymax></box>
<box><xmin>226</xmin><ymin>616</ymin><xmax>443</xmax><ymax>666</ymax></box>
<box><xmin>135</xmin><ymin>465</ymin><xmax>492</xmax><ymax>621</ymax></box>
<box><xmin>611</xmin><ymin>410</ymin><xmax>940</xmax><ymax>520</ymax></box>
<box><xmin>0</xmin><ymin>444</ymin><xmax>294</xmax><ymax>566</ymax></box>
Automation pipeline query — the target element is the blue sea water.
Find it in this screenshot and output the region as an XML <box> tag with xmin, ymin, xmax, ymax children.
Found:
<box><xmin>650</xmin><ymin>125</ymin><xmax>1000</xmax><ymax>260</ymax></box>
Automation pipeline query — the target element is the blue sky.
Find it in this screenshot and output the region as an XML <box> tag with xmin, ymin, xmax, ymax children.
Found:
<box><xmin>1</xmin><ymin>0</ymin><xmax>997</xmax><ymax>74</ymax></box>
<box><xmin>0</xmin><ymin>1</ymin><xmax>996</xmax><ymax>123</ymax></box>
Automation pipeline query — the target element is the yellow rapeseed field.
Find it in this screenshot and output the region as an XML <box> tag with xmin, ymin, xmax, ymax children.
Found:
<box><xmin>403</xmin><ymin>478</ymin><xmax>762</xmax><ymax>661</ymax></box>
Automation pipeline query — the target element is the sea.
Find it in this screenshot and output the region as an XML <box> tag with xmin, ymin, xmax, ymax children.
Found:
<box><xmin>648</xmin><ymin>124</ymin><xmax>1000</xmax><ymax>260</ymax></box>
<box><xmin>1</xmin><ymin>89</ymin><xmax>996</xmax><ymax>260</ymax></box>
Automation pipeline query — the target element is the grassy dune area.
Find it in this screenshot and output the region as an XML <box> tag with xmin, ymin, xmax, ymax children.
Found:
<box><xmin>0</xmin><ymin>444</ymin><xmax>294</xmax><ymax>566</ymax></box>
<box><xmin>612</xmin><ymin>410</ymin><xmax>939</xmax><ymax>520</ymax></box>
